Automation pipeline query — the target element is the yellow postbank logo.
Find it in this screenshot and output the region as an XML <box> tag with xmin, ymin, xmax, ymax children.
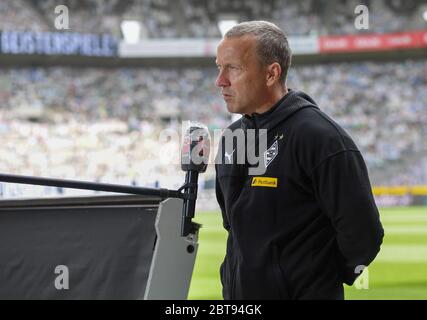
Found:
<box><xmin>251</xmin><ymin>177</ymin><xmax>278</xmax><ymax>188</ymax></box>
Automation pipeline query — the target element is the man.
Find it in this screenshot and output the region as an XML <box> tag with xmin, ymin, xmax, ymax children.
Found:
<box><xmin>214</xmin><ymin>21</ymin><xmax>384</xmax><ymax>300</ymax></box>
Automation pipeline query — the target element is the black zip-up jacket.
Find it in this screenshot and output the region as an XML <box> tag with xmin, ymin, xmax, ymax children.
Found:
<box><xmin>215</xmin><ymin>90</ymin><xmax>384</xmax><ymax>300</ymax></box>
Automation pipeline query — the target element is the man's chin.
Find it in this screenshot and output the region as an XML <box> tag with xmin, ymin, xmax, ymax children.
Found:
<box><xmin>226</xmin><ymin>103</ymin><xmax>240</xmax><ymax>114</ymax></box>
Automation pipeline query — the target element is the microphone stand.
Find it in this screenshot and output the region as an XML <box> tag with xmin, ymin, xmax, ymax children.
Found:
<box><xmin>0</xmin><ymin>173</ymin><xmax>182</xmax><ymax>199</ymax></box>
<box><xmin>179</xmin><ymin>125</ymin><xmax>209</xmax><ymax>236</ymax></box>
<box><xmin>178</xmin><ymin>170</ymin><xmax>199</xmax><ymax>237</ymax></box>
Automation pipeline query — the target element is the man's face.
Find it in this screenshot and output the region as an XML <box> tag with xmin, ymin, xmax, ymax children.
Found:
<box><xmin>215</xmin><ymin>36</ymin><xmax>267</xmax><ymax>115</ymax></box>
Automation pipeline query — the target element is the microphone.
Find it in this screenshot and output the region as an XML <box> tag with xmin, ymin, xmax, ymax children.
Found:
<box><xmin>180</xmin><ymin>124</ymin><xmax>210</xmax><ymax>236</ymax></box>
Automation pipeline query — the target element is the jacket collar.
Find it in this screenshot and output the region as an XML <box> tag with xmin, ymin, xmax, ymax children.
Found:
<box><xmin>241</xmin><ymin>89</ymin><xmax>319</xmax><ymax>131</ymax></box>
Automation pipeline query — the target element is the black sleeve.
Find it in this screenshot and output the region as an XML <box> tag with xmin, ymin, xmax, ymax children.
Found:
<box><xmin>310</xmin><ymin>150</ymin><xmax>384</xmax><ymax>285</ymax></box>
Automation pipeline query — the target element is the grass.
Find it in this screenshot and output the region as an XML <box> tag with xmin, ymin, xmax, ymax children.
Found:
<box><xmin>188</xmin><ymin>206</ymin><xmax>427</xmax><ymax>300</ymax></box>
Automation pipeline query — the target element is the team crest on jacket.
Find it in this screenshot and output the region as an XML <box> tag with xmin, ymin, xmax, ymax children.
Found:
<box><xmin>264</xmin><ymin>140</ymin><xmax>278</xmax><ymax>168</ymax></box>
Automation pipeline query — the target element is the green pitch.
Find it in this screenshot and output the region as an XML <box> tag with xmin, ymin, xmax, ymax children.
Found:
<box><xmin>188</xmin><ymin>206</ymin><xmax>427</xmax><ymax>300</ymax></box>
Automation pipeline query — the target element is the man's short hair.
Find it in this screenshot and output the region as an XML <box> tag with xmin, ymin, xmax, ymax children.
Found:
<box><xmin>225</xmin><ymin>21</ymin><xmax>292</xmax><ymax>84</ymax></box>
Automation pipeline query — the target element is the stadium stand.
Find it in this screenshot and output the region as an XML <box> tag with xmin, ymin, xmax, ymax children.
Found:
<box><xmin>0</xmin><ymin>60</ymin><xmax>426</xmax><ymax>191</ymax></box>
<box><xmin>1</xmin><ymin>0</ymin><xmax>426</xmax><ymax>36</ymax></box>
<box><xmin>0</xmin><ymin>0</ymin><xmax>426</xmax><ymax>201</ymax></box>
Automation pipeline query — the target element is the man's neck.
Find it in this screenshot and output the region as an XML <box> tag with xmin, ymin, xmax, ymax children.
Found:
<box><xmin>253</xmin><ymin>86</ymin><xmax>288</xmax><ymax>115</ymax></box>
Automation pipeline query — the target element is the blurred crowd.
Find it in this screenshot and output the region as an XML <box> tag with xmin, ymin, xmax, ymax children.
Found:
<box><xmin>0</xmin><ymin>115</ymin><xmax>189</xmax><ymax>195</ymax></box>
<box><xmin>0</xmin><ymin>59</ymin><xmax>426</xmax><ymax>196</ymax></box>
<box><xmin>288</xmin><ymin>60</ymin><xmax>427</xmax><ymax>178</ymax></box>
<box><xmin>0</xmin><ymin>0</ymin><xmax>48</xmax><ymax>32</ymax></box>
<box><xmin>0</xmin><ymin>67</ymin><xmax>225</xmax><ymax>126</ymax></box>
<box><xmin>0</xmin><ymin>0</ymin><xmax>426</xmax><ymax>37</ymax></box>
<box><xmin>0</xmin><ymin>0</ymin><xmax>426</xmax><ymax>200</ymax></box>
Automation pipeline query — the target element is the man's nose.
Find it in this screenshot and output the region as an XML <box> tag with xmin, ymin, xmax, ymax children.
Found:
<box><xmin>215</xmin><ymin>70</ymin><xmax>230</xmax><ymax>88</ymax></box>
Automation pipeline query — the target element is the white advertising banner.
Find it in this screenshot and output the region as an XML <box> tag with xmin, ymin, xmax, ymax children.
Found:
<box><xmin>119</xmin><ymin>36</ymin><xmax>319</xmax><ymax>58</ymax></box>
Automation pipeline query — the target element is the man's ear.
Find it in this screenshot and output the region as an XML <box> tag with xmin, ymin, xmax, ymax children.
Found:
<box><xmin>266</xmin><ymin>62</ymin><xmax>282</xmax><ymax>87</ymax></box>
